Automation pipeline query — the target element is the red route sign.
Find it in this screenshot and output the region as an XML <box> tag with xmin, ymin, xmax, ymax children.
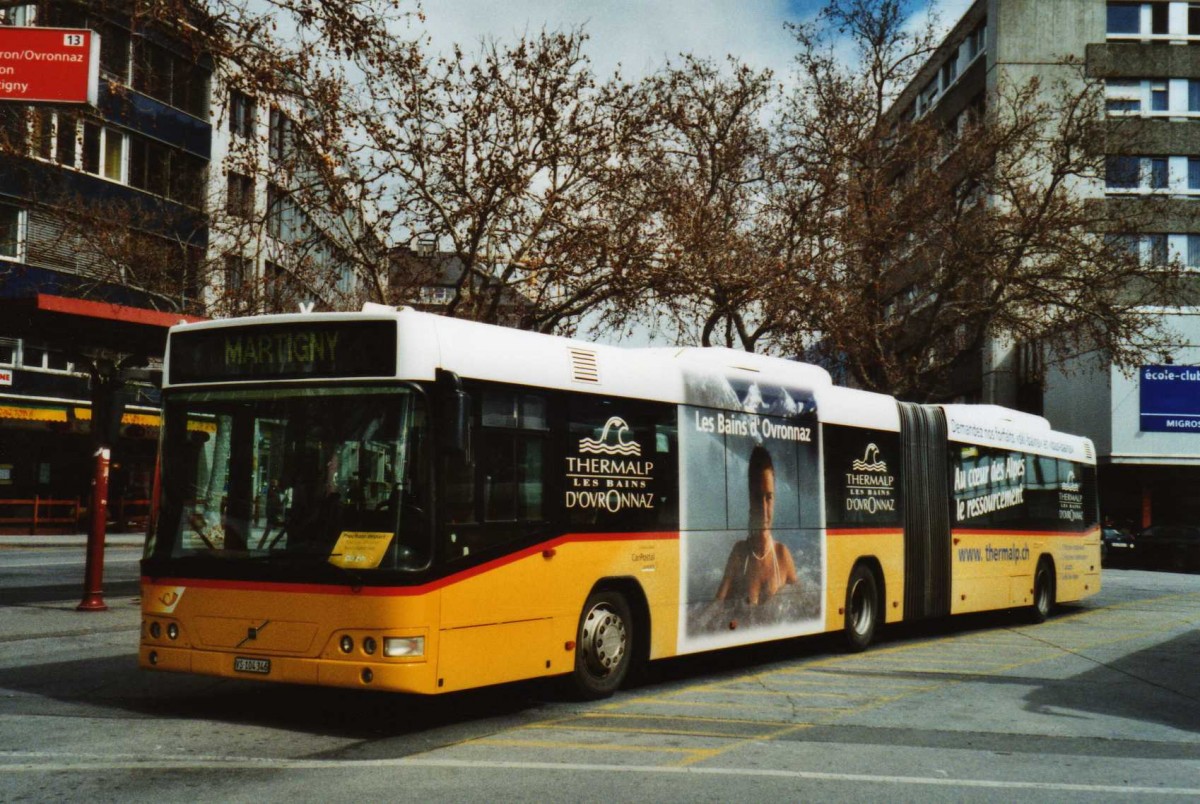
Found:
<box><xmin>0</xmin><ymin>27</ymin><xmax>99</xmax><ymax>105</ymax></box>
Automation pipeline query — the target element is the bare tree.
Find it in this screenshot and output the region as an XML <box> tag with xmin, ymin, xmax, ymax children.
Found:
<box><xmin>616</xmin><ymin>56</ymin><xmax>795</xmax><ymax>352</ymax></box>
<box><xmin>779</xmin><ymin>0</ymin><xmax>1187</xmax><ymax>401</ymax></box>
<box><xmin>343</xmin><ymin>28</ymin><xmax>648</xmax><ymax>333</ymax></box>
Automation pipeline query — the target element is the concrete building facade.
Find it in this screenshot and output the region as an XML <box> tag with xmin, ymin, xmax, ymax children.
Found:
<box><xmin>894</xmin><ymin>0</ymin><xmax>1200</xmax><ymax>529</ymax></box>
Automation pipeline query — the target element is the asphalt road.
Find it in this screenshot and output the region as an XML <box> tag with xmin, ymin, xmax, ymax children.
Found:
<box><xmin>0</xmin><ymin>544</ymin><xmax>142</xmax><ymax>605</ymax></box>
<box><xmin>0</xmin><ymin>554</ymin><xmax>1197</xmax><ymax>802</ymax></box>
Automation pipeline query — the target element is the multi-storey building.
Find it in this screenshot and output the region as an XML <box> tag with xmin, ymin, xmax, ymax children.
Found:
<box><xmin>0</xmin><ymin>1</ymin><xmax>371</xmax><ymax>530</ymax></box>
<box><xmin>893</xmin><ymin>0</ymin><xmax>1200</xmax><ymax>528</ymax></box>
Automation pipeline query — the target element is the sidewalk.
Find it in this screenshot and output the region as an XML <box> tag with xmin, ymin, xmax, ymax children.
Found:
<box><xmin>0</xmin><ymin>532</ymin><xmax>145</xmax><ymax>548</ymax></box>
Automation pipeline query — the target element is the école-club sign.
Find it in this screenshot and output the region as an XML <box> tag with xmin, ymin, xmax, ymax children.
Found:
<box><xmin>1140</xmin><ymin>365</ymin><xmax>1200</xmax><ymax>433</ymax></box>
<box><xmin>0</xmin><ymin>27</ymin><xmax>99</xmax><ymax>105</ymax></box>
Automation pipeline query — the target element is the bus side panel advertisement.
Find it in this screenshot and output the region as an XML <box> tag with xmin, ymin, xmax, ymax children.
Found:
<box><xmin>677</xmin><ymin>370</ymin><xmax>825</xmax><ymax>653</ymax></box>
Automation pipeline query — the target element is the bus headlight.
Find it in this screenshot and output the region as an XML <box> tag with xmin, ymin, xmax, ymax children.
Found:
<box><xmin>383</xmin><ymin>636</ymin><xmax>424</xmax><ymax>658</ymax></box>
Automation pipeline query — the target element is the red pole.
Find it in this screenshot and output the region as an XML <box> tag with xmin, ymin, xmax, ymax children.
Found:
<box><xmin>77</xmin><ymin>446</ymin><xmax>110</xmax><ymax>612</ymax></box>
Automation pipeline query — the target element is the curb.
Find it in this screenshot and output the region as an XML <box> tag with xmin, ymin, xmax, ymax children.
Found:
<box><xmin>0</xmin><ymin>534</ymin><xmax>145</xmax><ymax>548</ymax></box>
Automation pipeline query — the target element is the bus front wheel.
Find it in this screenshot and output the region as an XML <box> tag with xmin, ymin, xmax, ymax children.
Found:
<box><xmin>844</xmin><ymin>563</ymin><xmax>880</xmax><ymax>652</ymax></box>
<box><xmin>571</xmin><ymin>589</ymin><xmax>632</xmax><ymax>699</ymax></box>
<box><xmin>1029</xmin><ymin>558</ymin><xmax>1055</xmax><ymax>624</ymax></box>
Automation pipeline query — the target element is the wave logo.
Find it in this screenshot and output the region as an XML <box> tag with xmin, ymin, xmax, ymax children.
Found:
<box><xmin>1061</xmin><ymin>471</ymin><xmax>1081</xmax><ymax>493</ymax></box>
<box><xmin>579</xmin><ymin>416</ymin><xmax>642</xmax><ymax>456</ymax></box>
<box><xmin>851</xmin><ymin>443</ymin><xmax>888</xmax><ymax>473</ymax></box>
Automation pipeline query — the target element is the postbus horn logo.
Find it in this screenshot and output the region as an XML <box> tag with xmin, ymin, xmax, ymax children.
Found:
<box><xmin>852</xmin><ymin>443</ymin><xmax>888</xmax><ymax>472</ymax></box>
<box><xmin>579</xmin><ymin>416</ymin><xmax>642</xmax><ymax>456</ymax></box>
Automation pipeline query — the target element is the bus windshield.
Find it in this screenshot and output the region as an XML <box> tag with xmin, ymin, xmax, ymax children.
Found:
<box><xmin>151</xmin><ymin>386</ymin><xmax>430</xmax><ymax>572</ymax></box>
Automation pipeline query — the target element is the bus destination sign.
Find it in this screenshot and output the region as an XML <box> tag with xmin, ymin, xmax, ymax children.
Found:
<box><xmin>168</xmin><ymin>320</ymin><xmax>398</xmax><ymax>384</ymax></box>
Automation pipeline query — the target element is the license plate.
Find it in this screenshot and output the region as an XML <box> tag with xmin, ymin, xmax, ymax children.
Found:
<box><xmin>1112</xmin><ymin>542</ymin><xmax>1128</xmax><ymax>548</ymax></box>
<box><xmin>234</xmin><ymin>657</ymin><xmax>271</xmax><ymax>674</ymax></box>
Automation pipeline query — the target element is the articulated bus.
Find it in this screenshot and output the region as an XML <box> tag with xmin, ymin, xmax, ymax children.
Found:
<box><xmin>140</xmin><ymin>306</ymin><xmax>1100</xmax><ymax>697</ymax></box>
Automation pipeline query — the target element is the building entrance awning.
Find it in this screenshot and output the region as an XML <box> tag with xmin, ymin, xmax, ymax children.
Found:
<box><xmin>0</xmin><ymin>293</ymin><xmax>205</xmax><ymax>356</ymax></box>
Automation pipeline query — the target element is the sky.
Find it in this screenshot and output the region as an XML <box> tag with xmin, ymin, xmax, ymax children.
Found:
<box><xmin>415</xmin><ymin>0</ymin><xmax>976</xmax><ymax>80</ymax></box>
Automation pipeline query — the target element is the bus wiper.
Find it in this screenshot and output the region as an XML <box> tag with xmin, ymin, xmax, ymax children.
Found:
<box><xmin>326</xmin><ymin>557</ymin><xmax>366</xmax><ymax>591</ymax></box>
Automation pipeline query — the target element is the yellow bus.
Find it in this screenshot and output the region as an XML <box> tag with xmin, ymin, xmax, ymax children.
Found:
<box><xmin>140</xmin><ymin>306</ymin><xmax>1100</xmax><ymax>697</ymax></box>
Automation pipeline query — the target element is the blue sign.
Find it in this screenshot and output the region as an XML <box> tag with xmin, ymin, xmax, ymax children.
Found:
<box><xmin>1140</xmin><ymin>365</ymin><xmax>1200</xmax><ymax>433</ymax></box>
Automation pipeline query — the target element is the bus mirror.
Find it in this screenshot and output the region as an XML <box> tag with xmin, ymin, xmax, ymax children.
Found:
<box><xmin>447</xmin><ymin>389</ymin><xmax>471</xmax><ymax>461</ymax></box>
<box><xmin>437</xmin><ymin>369</ymin><xmax>471</xmax><ymax>463</ymax></box>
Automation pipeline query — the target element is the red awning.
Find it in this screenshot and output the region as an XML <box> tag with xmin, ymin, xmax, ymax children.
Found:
<box><xmin>0</xmin><ymin>293</ymin><xmax>206</xmax><ymax>357</ymax></box>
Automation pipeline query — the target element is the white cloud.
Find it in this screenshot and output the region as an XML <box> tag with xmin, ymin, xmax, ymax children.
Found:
<box><xmin>415</xmin><ymin>0</ymin><xmax>807</xmax><ymax>79</ymax></box>
<box><xmin>415</xmin><ymin>1</ymin><xmax>980</xmax><ymax>83</ymax></box>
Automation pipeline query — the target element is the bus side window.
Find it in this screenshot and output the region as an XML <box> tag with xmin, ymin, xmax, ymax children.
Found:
<box><xmin>445</xmin><ymin>388</ymin><xmax>548</xmax><ymax>559</ymax></box>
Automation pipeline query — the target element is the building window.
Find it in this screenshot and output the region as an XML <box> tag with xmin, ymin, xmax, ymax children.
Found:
<box><xmin>226</xmin><ymin>171</ymin><xmax>254</xmax><ymax>217</ymax></box>
<box><xmin>55</xmin><ymin>113</ymin><xmax>76</xmax><ymax>167</ymax></box>
<box><xmin>21</xmin><ymin>344</ymin><xmax>72</xmax><ymax>373</ymax></box>
<box><xmin>1106</xmin><ymin>156</ymin><xmax>1141</xmax><ymax>189</ymax></box>
<box><xmin>1107</xmin><ymin>3</ymin><xmax>1141</xmax><ymax>35</ymax></box>
<box><xmin>1150</xmin><ymin>157</ymin><xmax>1169</xmax><ymax>189</ymax></box>
<box><xmin>133</xmin><ymin>38</ymin><xmax>209</xmax><ymax>118</ymax></box>
<box><xmin>1106</xmin><ymin>80</ymin><xmax>1141</xmax><ymax>113</ymax></box>
<box><xmin>81</xmin><ymin>123</ymin><xmax>126</xmax><ymax>181</ymax></box>
<box><xmin>1152</xmin><ymin>2</ymin><xmax>1169</xmax><ymax>34</ymax></box>
<box><xmin>0</xmin><ymin>203</ymin><xmax>25</xmax><ymax>261</ymax></box>
<box><xmin>1189</xmin><ymin>157</ymin><xmax>1200</xmax><ymax>190</ymax></box>
<box><xmin>229</xmin><ymin>90</ymin><xmax>255</xmax><ymax>138</ymax></box>
<box><xmin>99</xmin><ymin>23</ymin><xmax>131</xmax><ymax>83</ymax></box>
<box><xmin>1191</xmin><ymin>4</ymin><xmax>1200</xmax><ymax>35</ymax></box>
<box><xmin>224</xmin><ymin>255</ymin><xmax>254</xmax><ymax>312</ymax></box>
<box><xmin>268</xmin><ymin>108</ymin><xmax>294</xmax><ymax>162</ymax></box>
<box><xmin>941</xmin><ymin>58</ymin><xmax>957</xmax><ymax>90</ymax></box>
<box><xmin>1147</xmin><ymin>233</ymin><xmax>1169</xmax><ymax>265</ymax></box>
<box><xmin>1188</xmin><ymin>235</ymin><xmax>1200</xmax><ymax>268</ymax></box>
<box><xmin>0</xmin><ymin>338</ymin><xmax>16</xmax><ymax>366</ymax></box>
<box><xmin>128</xmin><ymin>135</ymin><xmax>170</xmax><ymax>197</ymax></box>
<box><xmin>1190</xmin><ymin>80</ymin><xmax>1200</xmax><ymax>112</ymax></box>
<box><xmin>1151</xmin><ymin>80</ymin><xmax>1168</xmax><ymax>112</ymax></box>
<box><xmin>0</xmin><ymin>5</ymin><xmax>33</xmax><ymax>25</ymax></box>
<box><xmin>966</xmin><ymin>21</ymin><xmax>986</xmax><ymax>60</ymax></box>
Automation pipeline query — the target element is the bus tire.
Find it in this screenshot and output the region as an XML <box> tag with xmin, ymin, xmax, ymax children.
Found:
<box><xmin>1030</xmin><ymin>557</ymin><xmax>1055</xmax><ymax>624</ymax></box>
<box><xmin>571</xmin><ymin>589</ymin><xmax>633</xmax><ymax>699</ymax></box>
<box><xmin>844</xmin><ymin>563</ymin><xmax>880</xmax><ymax>652</ymax></box>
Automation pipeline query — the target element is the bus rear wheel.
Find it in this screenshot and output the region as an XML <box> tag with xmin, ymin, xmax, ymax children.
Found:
<box><xmin>571</xmin><ymin>589</ymin><xmax>632</xmax><ymax>699</ymax></box>
<box><xmin>844</xmin><ymin>564</ymin><xmax>880</xmax><ymax>652</ymax></box>
<box><xmin>1029</xmin><ymin>558</ymin><xmax>1055</xmax><ymax>624</ymax></box>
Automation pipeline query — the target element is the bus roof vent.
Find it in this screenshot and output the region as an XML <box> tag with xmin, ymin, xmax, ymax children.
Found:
<box><xmin>1083</xmin><ymin>441</ymin><xmax>1095</xmax><ymax>461</ymax></box>
<box><xmin>569</xmin><ymin>348</ymin><xmax>600</xmax><ymax>384</ymax></box>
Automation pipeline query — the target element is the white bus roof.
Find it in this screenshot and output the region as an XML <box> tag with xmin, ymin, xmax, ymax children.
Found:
<box><xmin>164</xmin><ymin>306</ymin><xmax>1094</xmax><ymax>462</ymax></box>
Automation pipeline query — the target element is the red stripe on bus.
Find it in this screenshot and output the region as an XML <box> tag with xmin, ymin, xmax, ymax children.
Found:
<box><xmin>142</xmin><ymin>531</ymin><xmax>680</xmax><ymax>597</ymax></box>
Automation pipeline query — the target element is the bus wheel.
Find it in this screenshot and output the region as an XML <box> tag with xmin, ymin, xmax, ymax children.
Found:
<box><xmin>844</xmin><ymin>564</ymin><xmax>879</xmax><ymax>652</ymax></box>
<box><xmin>571</xmin><ymin>590</ymin><xmax>632</xmax><ymax>699</ymax></box>
<box><xmin>1030</xmin><ymin>558</ymin><xmax>1055</xmax><ymax>624</ymax></box>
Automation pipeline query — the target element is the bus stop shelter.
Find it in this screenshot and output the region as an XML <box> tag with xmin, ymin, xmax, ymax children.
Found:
<box><xmin>0</xmin><ymin>293</ymin><xmax>204</xmax><ymax>610</ymax></box>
